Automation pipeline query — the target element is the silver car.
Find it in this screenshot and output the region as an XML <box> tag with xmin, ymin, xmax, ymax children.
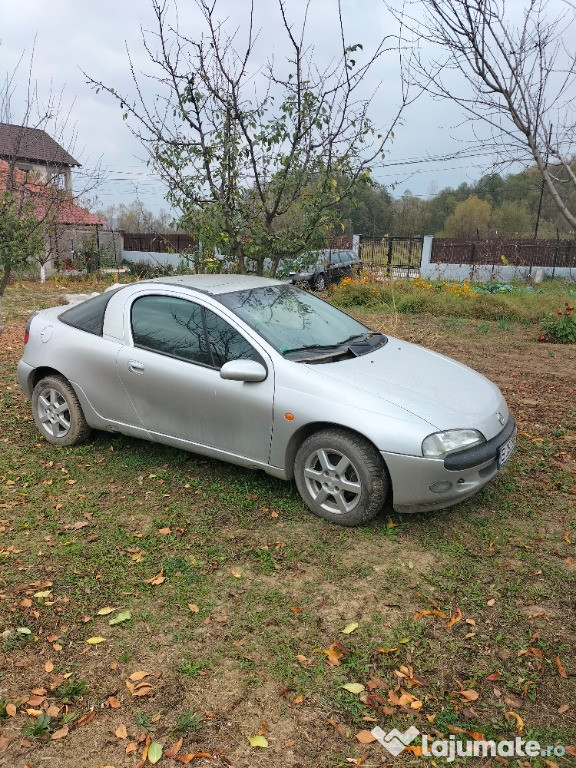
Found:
<box><xmin>17</xmin><ymin>275</ymin><xmax>516</xmax><ymax>526</ymax></box>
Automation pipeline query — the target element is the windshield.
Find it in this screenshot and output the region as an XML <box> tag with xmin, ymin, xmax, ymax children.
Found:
<box><xmin>219</xmin><ymin>284</ymin><xmax>374</xmax><ymax>357</ymax></box>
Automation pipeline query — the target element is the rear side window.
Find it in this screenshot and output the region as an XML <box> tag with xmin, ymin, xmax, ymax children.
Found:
<box><xmin>60</xmin><ymin>288</ymin><xmax>123</xmax><ymax>336</ymax></box>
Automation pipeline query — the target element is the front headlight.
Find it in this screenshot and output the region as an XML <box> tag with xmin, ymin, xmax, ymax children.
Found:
<box><xmin>422</xmin><ymin>429</ymin><xmax>485</xmax><ymax>458</ymax></box>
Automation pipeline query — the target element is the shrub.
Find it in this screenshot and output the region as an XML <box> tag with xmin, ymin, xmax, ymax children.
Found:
<box><xmin>330</xmin><ymin>272</ymin><xmax>391</xmax><ymax>308</ymax></box>
<box><xmin>539</xmin><ymin>303</ymin><xmax>576</xmax><ymax>343</ymax></box>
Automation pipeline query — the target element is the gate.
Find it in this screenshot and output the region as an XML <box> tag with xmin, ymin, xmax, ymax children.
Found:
<box><xmin>359</xmin><ymin>236</ymin><xmax>423</xmax><ymax>277</ymax></box>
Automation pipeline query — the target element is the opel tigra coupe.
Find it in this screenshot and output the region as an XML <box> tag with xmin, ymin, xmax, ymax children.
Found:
<box><xmin>18</xmin><ymin>275</ymin><xmax>516</xmax><ymax>526</ymax></box>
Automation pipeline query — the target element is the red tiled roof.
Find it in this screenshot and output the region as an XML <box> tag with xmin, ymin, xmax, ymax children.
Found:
<box><xmin>0</xmin><ymin>159</ymin><xmax>106</xmax><ymax>227</ymax></box>
<box><xmin>0</xmin><ymin>123</ymin><xmax>79</xmax><ymax>167</ymax></box>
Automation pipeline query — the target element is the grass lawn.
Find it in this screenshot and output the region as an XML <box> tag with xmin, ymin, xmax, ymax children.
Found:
<box><xmin>0</xmin><ymin>278</ymin><xmax>575</xmax><ymax>768</ymax></box>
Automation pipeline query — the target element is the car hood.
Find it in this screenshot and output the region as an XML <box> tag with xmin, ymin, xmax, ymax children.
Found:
<box><xmin>310</xmin><ymin>336</ymin><xmax>507</xmax><ymax>437</ymax></box>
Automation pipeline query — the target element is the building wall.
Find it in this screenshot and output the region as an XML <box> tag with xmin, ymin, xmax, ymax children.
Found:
<box><xmin>14</xmin><ymin>161</ymin><xmax>72</xmax><ymax>192</ymax></box>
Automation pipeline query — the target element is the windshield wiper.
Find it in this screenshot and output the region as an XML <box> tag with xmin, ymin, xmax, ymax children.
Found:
<box><xmin>283</xmin><ymin>332</ymin><xmax>386</xmax><ymax>358</ymax></box>
<box><xmin>282</xmin><ymin>342</ymin><xmax>346</xmax><ymax>355</ymax></box>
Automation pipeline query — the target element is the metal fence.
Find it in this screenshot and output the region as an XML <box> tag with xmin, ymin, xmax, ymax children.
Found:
<box><xmin>122</xmin><ymin>232</ymin><xmax>198</xmax><ymax>253</ymax></box>
<box><xmin>432</xmin><ymin>238</ymin><xmax>576</xmax><ymax>269</ymax></box>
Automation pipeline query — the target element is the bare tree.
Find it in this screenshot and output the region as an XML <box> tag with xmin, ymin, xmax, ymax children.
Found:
<box><xmin>87</xmin><ymin>0</ymin><xmax>413</xmax><ymax>275</ymax></box>
<box><xmin>396</xmin><ymin>0</ymin><xmax>576</xmax><ymax>230</ymax></box>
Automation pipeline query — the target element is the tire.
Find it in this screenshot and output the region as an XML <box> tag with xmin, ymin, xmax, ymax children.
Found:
<box><xmin>294</xmin><ymin>429</ymin><xmax>389</xmax><ymax>526</ymax></box>
<box><xmin>314</xmin><ymin>273</ymin><xmax>326</xmax><ymax>291</ymax></box>
<box><xmin>31</xmin><ymin>375</ymin><xmax>91</xmax><ymax>446</ymax></box>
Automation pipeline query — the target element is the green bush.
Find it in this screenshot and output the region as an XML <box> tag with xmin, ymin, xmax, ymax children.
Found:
<box><xmin>540</xmin><ymin>303</ymin><xmax>576</xmax><ymax>343</ymax></box>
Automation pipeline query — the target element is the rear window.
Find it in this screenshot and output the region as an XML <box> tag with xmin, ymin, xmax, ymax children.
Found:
<box><xmin>60</xmin><ymin>288</ymin><xmax>123</xmax><ymax>336</ymax></box>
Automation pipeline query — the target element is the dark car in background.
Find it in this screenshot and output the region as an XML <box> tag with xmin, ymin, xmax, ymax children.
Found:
<box><xmin>286</xmin><ymin>249</ymin><xmax>362</xmax><ymax>290</ymax></box>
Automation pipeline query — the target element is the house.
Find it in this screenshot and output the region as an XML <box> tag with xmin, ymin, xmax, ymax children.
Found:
<box><xmin>0</xmin><ymin>122</ymin><xmax>79</xmax><ymax>193</ymax></box>
<box><xmin>0</xmin><ymin>124</ymin><xmax>121</xmax><ymax>276</ymax></box>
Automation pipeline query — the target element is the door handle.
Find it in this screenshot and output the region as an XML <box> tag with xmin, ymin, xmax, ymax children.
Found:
<box><xmin>129</xmin><ymin>360</ymin><xmax>145</xmax><ymax>374</ymax></box>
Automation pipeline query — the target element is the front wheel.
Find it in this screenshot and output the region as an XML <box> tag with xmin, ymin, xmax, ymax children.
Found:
<box><xmin>294</xmin><ymin>429</ymin><xmax>389</xmax><ymax>526</ymax></box>
<box><xmin>31</xmin><ymin>375</ymin><xmax>91</xmax><ymax>446</ymax></box>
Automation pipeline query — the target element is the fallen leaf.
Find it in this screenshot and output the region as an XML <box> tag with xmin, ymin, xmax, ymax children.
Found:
<box><xmin>51</xmin><ymin>725</ymin><xmax>69</xmax><ymax>740</ymax></box>
<box><xmin>187</xmin><ymin>604</ymin><xmax>199</xmax><ymax>613</ymax></box>
<box><xmin>174</xmin><ymin>754</ymin><xmax>212</xmax><ymax>764</ymax></box>
<box><xmin>405</xmin><ymin>745</ymin><xmax>424</xmax><ymax>756</ymax></box>
<box><xmin>129</xmin><ymin>671</ymin><xmax>150</xmax><ymax>682</ymax></box>
<box><xmin>485</xmin><ymin>673</ymin><xmax>501</xmax><ymax>681</ymax></box>
<box><xmin>413</xmin><ymin>609</ymin><xmax>448</xmax><ymax>620</ymax></box>
<box><xmin>518</xmin><ymin>646</ymin><xmax>545</xmax><ymax>658</ymax></box>
<box><xmin>342</xmin><ymin>683</ymin><xmax>365</xmax><ymax>694</ymax></box>
<box><xmin>86</xmin><ymin>636</ymin><xmax>106</xmax><ymax>644</ymax></box>
<box><xmin>5</xmin><ymin>703</ymin><xmax>17</xmax><ymax>717</ymax></box>
<box><xmin>558</xmin><ymin>704</ymin><xmax>569</xmax><ymax>714</ymax></box>
<box><xmin>377</xmin><ymin>647</ymin><xmax>398</xmax><ymax>653</ymax></box>
<box><xmin>158</xmin><ymin>527</ymin><xmax>171</xmax><ymax>535</ymax></box>
<box><xmin>555</xmin><ymin>656</ymin><xmax>568</xmax><ymax>678</ymax></box>
<box><xmin>148</xmin><ymin>742</ymin><xmax>163</xmax><ymax>764</ymax></box>
<box><xmin>247</xmin><ymin>735</ymin><xmax>268</xmax><ymax>748</ymax></box>
<box><xmin>165</xmin><ymin>737</ymin><xmax>183</xmax><ymax>759</ymax></box>
<box><xmin>446</xmin><ymin>608</ymin><xmax>463</xmax><ymax>628</ymax></box>
<box><xmin>115</xmin><ymin>724</ymin><xmax>128</xmax><ymax>739</ymax></box>
<box><xmin>109</xmin><ymin>610</ymin><xmax>132</xmax><ymax>625</ymax></box>
<box><xmin>44</xmin><ymin>660</ymin><xmax>54</xmax><ymax>673</ymax></box>
<box><xmin>342</xmin><ymin>622</ymin><xmax>359</xmax><ymax>634</ymax></box>
<box><xmin>76</xmin><ymin>710</ymin><xmax>96</xmax><ymax>727</ymax></box>
<box><xmin>355</xmin><ymin>730</ymin><xmax>376</xmax><ymax>744</ymax></box>
<box><xmin>144</xmin><ymin>570</ymin><xmax>165</xmax><ymax>586</ymax></box>
<box><xmin>133</xmin><ymin>686</ymin><xmax>153</xmax><ymax>697</ymax></box>
<box><xmin>458</xmin><ymin>689</ymin><xmax>480</xmax><ymax>702</ymax></box>
<box><xmin>486</xmin><ymin>598</ymin><xmax>496</xmax><ymax>607</ymax></box>
<box><xmin>107</xmin><ymin>696</ymin><xmax>121</xmax><ymax>708</ymax></box>
<box><xmin>0</xmin><ymin>738</ymin><xmax>10</xmax><ymax>753</ymax></box>
<box><xmin>505</xmin><ymin>710</ymin><xmax>524</xmax><ymax>733</ymax></box>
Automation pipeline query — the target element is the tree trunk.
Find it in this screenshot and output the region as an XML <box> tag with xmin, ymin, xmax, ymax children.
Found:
<box><xmin>40</xmin><ymin>263</ymin><xmax>46</xmax><ymax>284</ymax></box>
<box><xmin>0</xmin><ymin>265</ymin><xmax>11</xmax><ymax>297</ymax></box>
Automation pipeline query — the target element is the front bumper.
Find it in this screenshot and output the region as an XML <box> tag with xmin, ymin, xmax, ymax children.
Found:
<box><xmin>383</xmin><ymin>419</ymin><xmax>516</xmax><ymax>514</ymax></box>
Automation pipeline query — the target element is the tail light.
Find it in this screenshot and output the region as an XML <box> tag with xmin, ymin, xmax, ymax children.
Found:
<box><xmin>24</xmin><ymin>317</ymin><xmax>33</xmax><ymax>345</ymax></box>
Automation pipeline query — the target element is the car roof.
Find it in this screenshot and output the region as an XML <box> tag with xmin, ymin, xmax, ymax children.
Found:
<box><xmin>148</xmin><ymin>274</ymin><xmax>286</xmax><ymax>296</ymax></box>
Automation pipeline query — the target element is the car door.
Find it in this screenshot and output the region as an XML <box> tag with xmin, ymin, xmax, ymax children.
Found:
<box><xmin>339</xmin><ymin>250</ymin><xmax>354</xmax><ymax>278</ymax></box>
<box><xmin>328</xmin><ymin>252</ymin><xmax>343</xmax><ymax>283</ymax></box>
<box><xmin>115</xmin><ymin>293</ymin><xmax>275</xmax><ymax>465</ymax></box>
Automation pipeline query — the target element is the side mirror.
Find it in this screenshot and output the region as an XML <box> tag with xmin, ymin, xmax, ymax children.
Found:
<box><xmin>219</xmin><ymin>360</ymin><xmax>267</xmax><ymax>382</ymax></box>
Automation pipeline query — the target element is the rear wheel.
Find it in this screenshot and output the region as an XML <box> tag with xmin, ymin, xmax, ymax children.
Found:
<box><xmin>314</xmin><ymin>273</ymin><xmax>326</xmax><ymax>291</ymax></box>
<box><xmin>294</xmin><ymin>429</ymin><xmax>389</xmax><ymax>526</ymax></box>
<box><xmin>32</xmin><ymin>375</ymin><xmax>91</xmax><ymax>446</ymax></box>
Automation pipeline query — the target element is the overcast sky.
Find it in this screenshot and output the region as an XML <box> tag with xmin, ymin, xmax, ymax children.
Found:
<box><xmin>0</xmin><ymin>0</ymin><xmax>532</xmax><ymax>215</ymax></box>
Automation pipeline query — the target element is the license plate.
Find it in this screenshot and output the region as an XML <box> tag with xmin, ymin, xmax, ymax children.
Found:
<box><xmin>497</xmin><ymin>428</ymin><xmax>517</xmax><ymax>468</ymax></box>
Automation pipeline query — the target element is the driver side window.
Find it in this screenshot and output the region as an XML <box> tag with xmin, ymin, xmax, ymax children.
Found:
<box><xmin>131</xmin><ymin>295</ymin><xmax>255</xmax><ymax>368</ymax></box>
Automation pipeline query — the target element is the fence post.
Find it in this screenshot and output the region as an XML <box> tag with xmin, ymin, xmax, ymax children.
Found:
<box><xmin>552</xmin><ymin>235</ymin><xmax>559</xmax><ymax>277</ymax></box>
<box><xmin>420</xmin><ymin>235</ymin><xmax>433</xmax><ymax>279</ymax></box>
<box><xmin>386</xmin><ymin>237</ymin><xmax>393</xmax><ymax>277</ymax></box>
